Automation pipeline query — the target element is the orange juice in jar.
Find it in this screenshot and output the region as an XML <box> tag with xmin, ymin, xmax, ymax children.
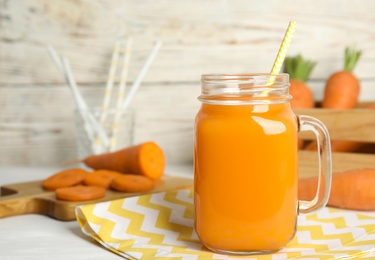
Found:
<box><xmin>194</xmin><ymin>74</ymin><xmax>332</xmax><ymax>255</ymax></box>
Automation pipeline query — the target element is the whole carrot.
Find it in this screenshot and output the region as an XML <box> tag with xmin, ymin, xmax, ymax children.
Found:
<box><xmin>298</xmin><ymin>168</ymin><xmax>375</xmax><ymax>211</ymax></box>
<box><xmin>284</xmin><ymin>54</ymin><xmax>316</xmax><ymax>109</ymax></box>
<box><xmin>321</xmin><ymin>47</ymin><xmax>362</xmax><ymax>109</ymax></box>
<box><xmin>306</xmin><ymin>48</ymin><xmax>363</xmax><ymax>152</ymax></box>
<box><xmin>284</xmin><ymin>55</ymin><xmax>316</xmax><ymax>149</ymax></box>
<box><xmin>83</xmin><ymin>141</ymin><xmax>165</xmax><ymax>180</ymax></box>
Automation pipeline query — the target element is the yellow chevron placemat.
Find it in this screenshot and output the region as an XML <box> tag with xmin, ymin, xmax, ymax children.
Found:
<box><xmin>76</xmin><ymin>189</ymin><xmax>375</xmax><ymax>259</ymax></box>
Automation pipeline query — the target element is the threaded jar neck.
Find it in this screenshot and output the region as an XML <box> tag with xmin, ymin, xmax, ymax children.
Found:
<box><xmin>199</xmin><ymin>74</ymin><xmax>291</xmax><ymax>105</ymax></box>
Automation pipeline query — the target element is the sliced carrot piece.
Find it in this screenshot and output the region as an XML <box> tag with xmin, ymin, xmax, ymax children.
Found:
<box><xmin>83</xmin><ymin>141</ymin><xmax>165</xmax><ymax>180</ymax></box>
<box><xmin>42</xmin><ymin>168</ymin><xmax>89</xmax><ymax>191</ymax></box>
<box><xmin>55</xmin><ymin>185</ymin><xmax>106</xmax><ymax>201</ymax></box>
<box><xmin>83</xmin><ymin>170</ymin><xmax>122</xmax><ymax>189</ymax></box>
<box><xmin>111</xmin><ymin>174</ymin><xmax>154</xmax><ymax>193</ymax></box>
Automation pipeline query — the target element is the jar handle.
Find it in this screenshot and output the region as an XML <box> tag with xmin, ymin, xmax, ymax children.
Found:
<box><xmin>298</xmin><ymin>115</ymin><xmax>332</xmax><ymax>214</ymax></box>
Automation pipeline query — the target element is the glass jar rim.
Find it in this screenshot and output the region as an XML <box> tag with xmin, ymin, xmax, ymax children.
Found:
<box><xmin>199</xmin><ymin>73</ymin><xmax>291</xmax><ymax>105</ymax></box>
<box><xmin>201</xmin><ymin>73</ymin><xmax>289</xmax><ymax>85</ymax></box>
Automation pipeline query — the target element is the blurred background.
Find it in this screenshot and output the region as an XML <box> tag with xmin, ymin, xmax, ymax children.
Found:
<box><xmin>1</xmin><ymin>0</ymin><xmax>374</xmax><ymax>166</ymax></box>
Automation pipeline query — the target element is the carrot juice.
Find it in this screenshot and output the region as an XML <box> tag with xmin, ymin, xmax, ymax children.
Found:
<box><xmin>195</xmin><ymin>102</ymin><xmax>298</xmax><ymax>253</ymax></box>
<box><xmin>194</xmin><ymin>74</ymin><xmax>332</xmax><ymax>255</ymax></box>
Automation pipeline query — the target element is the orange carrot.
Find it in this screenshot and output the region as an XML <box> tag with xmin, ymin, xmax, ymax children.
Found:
<box><xmin>298</xmin><ymin>168</ymin><xmax>375</xmax><ymax>211</ymax></box>
<box><xmin>289</xmin><ymin>80</ymin><xmax>315</xmax><ymax>109</ymax></box>
<box><xmin>305</xmin><ymin>104</ymin><xmax>375</xmax><ymax>152</ymax></box>
<box><xmin>55</xmin><ymin>185</ymin><xmax>106</xmax><ymax>201</ymax></box>
<box><xmin>284</xmin><ymin>55</ymin><xmax>316</xmax><ymax>149</ymax></box>
<box><xmin>42</xmin><ymin>168</ymin><xmax>89</xmax><ymax>191</ymax></box>
<box><xmin>111</xmin><ymin>174</ymin><xmax>154</xmax><ymax>193</ymax></box>
<box><xmin>83</xmin><ymin>170</ymin><xmax>122</xmax><ymax>189</ymax></box>
<box><xmin>284</xmin><ymin>55</ymin><xmax>316</xmax><ymax>109</ymax></box>
<box><xmin>321</xmin><ymin>47</ymin><xmax>362</xmax><ymax>109</ymax></box>
<box><xmin>83</xmin><ymin>142</ymin><xmax>165</xmax><ymax>180</ymax></box>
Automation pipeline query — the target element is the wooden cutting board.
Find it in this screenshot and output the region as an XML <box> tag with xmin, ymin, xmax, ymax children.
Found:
<box><xmin>0</xmin><ymin>175</ymin><xmax>193</xmax><ymax>221</ymax></box>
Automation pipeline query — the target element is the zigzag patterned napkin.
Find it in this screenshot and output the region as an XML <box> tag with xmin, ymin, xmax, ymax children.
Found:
<box><xmin>76</xmin><ymin>189</ymin><xmax>375</xmax><ymax>259</ymax></box>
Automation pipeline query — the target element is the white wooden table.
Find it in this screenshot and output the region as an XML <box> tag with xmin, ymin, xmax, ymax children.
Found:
<box><xmin>1</xmin><ymin>165</ymin><xmax>375</xmax><ymax>259</ymax></box>
<box><xmin>0</xmin><ymin>165</ymin><xmax>193</xmax><ymax>260</ymax></box>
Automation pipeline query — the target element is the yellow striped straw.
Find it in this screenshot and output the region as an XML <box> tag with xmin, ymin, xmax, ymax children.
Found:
<box><xmin>271</xmin><ymin>21</ymin><xmax>297</xmax><ymax>75</ymax></box>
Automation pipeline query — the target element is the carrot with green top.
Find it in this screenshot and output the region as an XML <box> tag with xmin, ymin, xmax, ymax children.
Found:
<box><xmin>321</xmin><ymin>47</ymin><xmax>362</xmax><ymax>109</ymax></box>
<box><xmin>305</xmin><ymin>47</ymin><xmax>363</xmax><ymax>152</ymax></box>
<box><xmin>284</xmin><ymin>54</ymin><xmax>316</xmax><ymax>109</ymax></box>
<box><xmin>284</xmin><ymin>55</ymin><xmax>316</xmax><ymax>149</ymax></box>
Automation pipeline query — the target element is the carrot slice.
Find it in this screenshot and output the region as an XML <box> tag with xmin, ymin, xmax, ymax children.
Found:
<box><xmin>111</xmin><ymin>174</ymin><xmax>154</xmax><ymax>193</ymax></box>
<box><xmin>42</xmin><ymin>168</ymin><xmax>89</xmax><ymax>190</ymax></box>
<box><xmin>55</xmin><ymin>185</ymin><xmax>106</xmax><ymax>201</ymax></box>
<box><xmin>83</xmin><ymin>170</ymin><xmax>122</xmax><ymax>189</ymax></box>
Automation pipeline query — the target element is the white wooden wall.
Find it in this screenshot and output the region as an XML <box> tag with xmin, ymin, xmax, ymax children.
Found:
<box><xmin>1</xmin><ymin>0</ymin><xmax>375</xmax><ymax>166</ymax></box>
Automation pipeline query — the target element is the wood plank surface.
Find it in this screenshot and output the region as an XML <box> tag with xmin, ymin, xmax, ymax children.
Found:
<box><xmin>299</xmin><ymin>150</ymin><xmax>375</xmax><ymax>178</ymax></box>
<box><xmin>1</xmin><ymin>0</ymin><xmax>375</xmax><ymax>165</ymax></box>
<box><xmin>0</xmin><ymin>84</ymin><xmax>200</xmax><ymax>165</ymax></box>
<box><xmin>2</xmin><ymin>0</ymin><xmax>375</xmax><ymax>83</ymax></box>
<box><xmin>296</xmin><ymin>108</ymin><xmax>375</xmax><ymax>142</ymax></box>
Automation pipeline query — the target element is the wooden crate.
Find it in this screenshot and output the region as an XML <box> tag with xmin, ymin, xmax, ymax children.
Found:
<box><xmin>295</xmin><ymin>108</ymin><xmax>375</xmax><ymax>179</ymax></box>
